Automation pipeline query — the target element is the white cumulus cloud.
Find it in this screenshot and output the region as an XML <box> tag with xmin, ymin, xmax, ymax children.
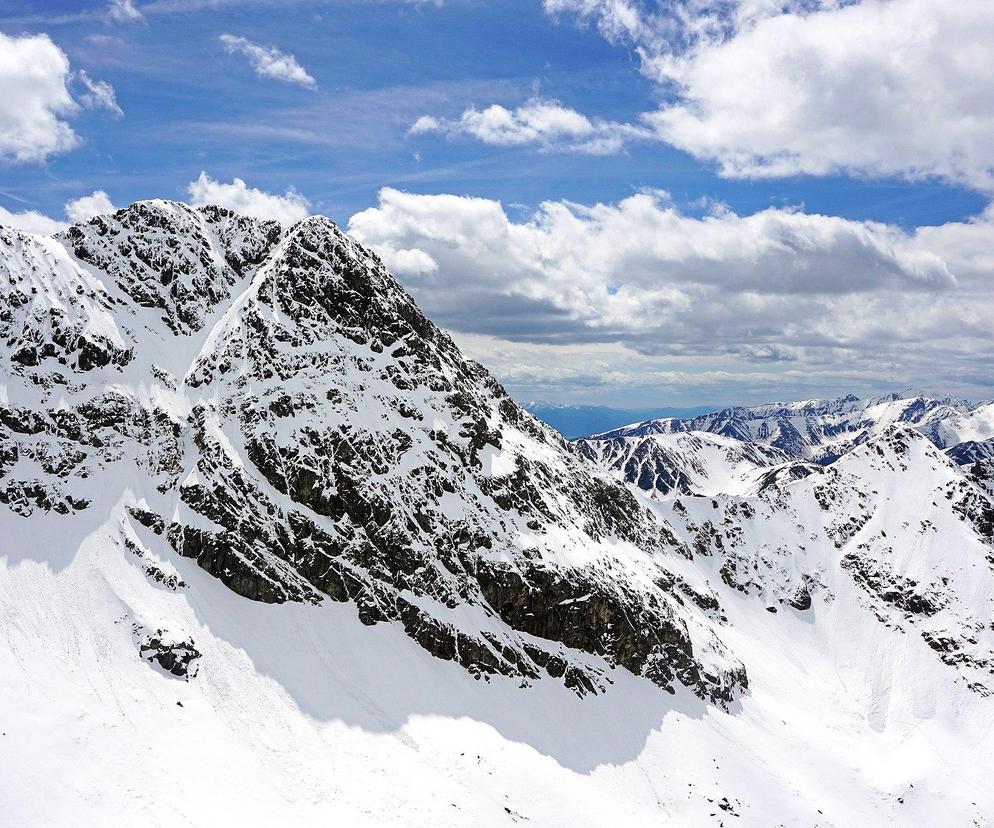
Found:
<box><xmin>64</xmin><ymin>190</ymin><xmax>118</xmax><ymax>223</ymax></box>
<box><xmin>187</xmin><ymin>172</ymin><xmax>311</xmax><ymax>224</ymax></box>
<box><xmin>0</xmin><ymin>190</ymin><xmax>119</xmax><ymax>235</ymax></box>
<box><xmin>0</xmin><ymin>32</ymin><xmax>79</xmax><ymax>164</ymax></box>
<box><xmin>219</xmin><ymin>34</ymin><xmax>316</xmax><ymax>89</ymax></box>
<box><xmin>373</xmin><ymin>245</ymin><xmax>439</xmax><ymax>276</ymax></box>
<box><xmin>0</xmin><ymin>203</ymin><xmax>68</xmax><ymax>236</ymax></box>
<box><xmin>348</xmin><ymin>187</ymin><xmax>994</xmax><ymax>401</ymax></box>
<box><xmin>544</xmin><ymin>0</ymin><xmax>994</xmax><ymax>190</ymax></box>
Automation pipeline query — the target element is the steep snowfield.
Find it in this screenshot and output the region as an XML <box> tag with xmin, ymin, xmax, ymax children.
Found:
<box><xmin>2</xmin><ymin>204</ymin><xmax>994</xmax><ymax>826</ymax></box>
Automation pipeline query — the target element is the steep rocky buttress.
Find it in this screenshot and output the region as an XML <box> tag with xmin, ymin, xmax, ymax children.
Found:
<box><xmin>0</xmin><ymin>201</ymin><xmax>745</xmax><ymax>703</ymax></box>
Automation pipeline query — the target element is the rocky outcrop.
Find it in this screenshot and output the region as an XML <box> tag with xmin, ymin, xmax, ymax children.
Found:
<box><xmin>133</xmin><ymin>624</ymin><xmax>201</xmax><ymax>679</ymax></box>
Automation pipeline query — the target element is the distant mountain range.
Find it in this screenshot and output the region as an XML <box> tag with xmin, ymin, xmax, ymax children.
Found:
<box><xmin>576</xmin><ymin>392</ymin><xmax>994</xmax><ymax>498</ymax></box>
<box><xmin>523</xmin><ymin>401</ymin><xmax>719</xmax><ymax>438</ymax></box>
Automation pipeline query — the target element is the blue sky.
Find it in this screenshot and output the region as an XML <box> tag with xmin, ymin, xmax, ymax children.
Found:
<box><xmin>2</xmin><ymin>0</ymin><xmax>993</xmax><ymax>407</ymax></box>
<box><xmin>1</xmin><ymin>0</ymin><xmax>985</xmax><ymax>225</ymax></box>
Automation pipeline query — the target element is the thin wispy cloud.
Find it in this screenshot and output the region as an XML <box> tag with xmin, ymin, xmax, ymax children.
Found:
<box><xmin>219</xmin><ymin>34</ymin><xmax>316</xmax><ymax>89</ymax></box>
<box><xmin>107</xmin><ymin>0</ymin><xmax>145</xmax><ymax>23</ymax></box>
<box><xmin>411</xmin><ymin>97</ymin><xmax>650</xmax><ymax>155</ymax></box>
<box><xmin>76</xmin><ymin>71</ymin><xmax>123</xmax><ymax>118</ymax></box>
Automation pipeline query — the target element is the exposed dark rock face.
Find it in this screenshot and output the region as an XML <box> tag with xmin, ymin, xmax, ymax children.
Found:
<box><xmin>61</xmin><ymin>202</ymin><xmax>281</xmax><ymax>334</ymax></box>
<box><xmin>577</xmin><ymin>431</ymin><xmax>796</xmax><ymax>498</ymax></box>
<box><xmin>134</xmin><ymin>624</ymin><xmax>201</xmax><ymax>679</ymax></box>
<box><xmin>840</xmin><ymin>551</ymin><xmax>947</xmax><ymax>616</ymax></box>
<box><xmin>787</xmin><ymin>586</ymin><xmax>812</xmax><ymax>611</ymax></box>
<box><xmin>578</xmin><ymin>436</ymin><xmax>695</xmax><ymax>496</ymax></box>
<box><xmin>0</xmin><ymin>202</ymin><xmax>746</xmax><ymax>704</ymax></box>
<box><xmin>967</xmin><ymin>458</ymin><xmax>994</xmax><ymax>498</ymax></box>
<box><xmin>947</xmin><ymin>438</ymin><xmax>994</xmax><ymax>466</ymax></box>
<box><xmin>754</xmin><ymin>462</ymin><xmax>820</xmax><ymax>493</ymax></box>
<box><xmin>0</xmin><ymin>228</ymin><xmax>133</xmax><ymax>380</ymax></box>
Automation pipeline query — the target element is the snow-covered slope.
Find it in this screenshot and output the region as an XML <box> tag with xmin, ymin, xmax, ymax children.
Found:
<box><xmin>593</xmin><ymin>393</ymin><xmax>994</xmax><ymax>464</ymax></box>
<box><xmin>3</xmin><ymin>203</ymin><xmax>994</xmax><ymax>826</ymax></box>
<box><xmin>658</xmin><ymin>427</ymin><xmax>994</xmax><ymax>672</ymax></box>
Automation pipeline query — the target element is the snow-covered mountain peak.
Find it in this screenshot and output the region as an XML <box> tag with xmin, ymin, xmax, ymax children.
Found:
<box><xmin>58</xmin><ymin>200</ymin><xmax>283</xmax><ymax>336</ymax></box>
<box><xmin>576</xmin><ymin>429</ymin><xmax>813</xmax><ymax>499</ymax></box>
<box><xmin>646</xmin><ymin>418</ymin><xmax>994</xmax><ymax>708</ymax></box>
<box><xmin>4</xmin><ymin>204</ymin><xmax>994</xmax><ymax>825</ymax></box>
<box><xmin>1</xmin><ymin>202</ymin><xmax>749</xmax><ymax>708</ymax></box>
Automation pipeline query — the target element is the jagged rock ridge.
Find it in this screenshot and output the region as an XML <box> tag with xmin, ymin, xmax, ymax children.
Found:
<box><xmin>0</xmin><ymin>201</ymin><xmax>744</xmax><ymax>703</ymax></box>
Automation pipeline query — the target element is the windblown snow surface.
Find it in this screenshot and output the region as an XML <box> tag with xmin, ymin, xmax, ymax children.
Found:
<box><xmin>2</xmin><ymin>203</ymin><xmax>994</xmax><ymax>827</ymax></box>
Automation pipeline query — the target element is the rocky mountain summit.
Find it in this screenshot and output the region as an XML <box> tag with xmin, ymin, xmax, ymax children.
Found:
<box><xmin>0</xmin><ymin>200</ymin><xmax>744</xmax><ymax>703</ymax></box>
<box><xmin>3</xmin><ymin>202</ymin><xmax>994</xmax><ymax>825</ymax></box>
